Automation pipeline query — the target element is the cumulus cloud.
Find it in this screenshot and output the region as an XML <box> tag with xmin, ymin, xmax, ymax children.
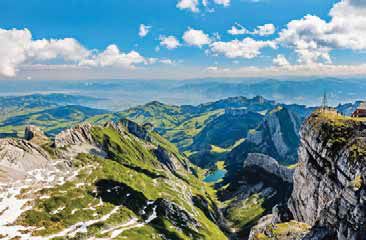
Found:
<box><xmin>210</xmin><ymin>37</ymin><xmax>276</xmax><ymax>58</ymax></box>
<box><xmin>0</xmin><ymin>27</ymin><xmax>157</xmax><ymax>77</ymax></box>
<box><xmin>79</xmin><ymin>44</ymin><xmax>147</xmax><ymax>69</ymax></box>
<box><xmin>228</xmin><ymin>23</ymin><xmax>250</xmax><ymax>35</ymax></box>
<box><xmin>253</xmin><ymin>24</ymin><xmax>276</xmax><ymax>36</ymax></box>
<box><xmin>273</xmin><ymin>54</ymin><xmax>290</xmax><ymax>67</ymax></box>
<box><xmin>177</xmin><ymin>0</ymin><xmax>230</xmax><ymax>13</ymax></box>
<box><xmin>176</xmin><ymin>0</ymin><xmax>199</xmax><ymax>12</ymax></box>
<box><xmin>277</xmin><ymin>0</ymin><xmax>366</xmax><ymax>64</ymax></box>
<box><xmin>139</xmin><ymin>24</ymin><xmax>151</xmax><ymax>38</ymax></box>
<box><xmin>228</xmin><ymin>23</ymin><xmax>275</xmax><ymax>36</ymax></box>
<box><xmin>159</xmin><ymin>35</ymin><xmax>181</xmax><ymax>49</ymax></box>
<box><xmin>0</xmin><ymin>28</ymin><xmax>90</xmax><ymax>77</ymax></box>
<box><xmin>183</xmin><ymin>28</ymin><xmax>211</xmax><ymax>47</ymax></box>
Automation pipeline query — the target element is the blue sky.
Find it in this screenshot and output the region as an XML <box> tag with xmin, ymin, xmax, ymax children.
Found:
<box><xmin>1</xmin><ymin>0</ymin><xmax>366</xmax><ymax>80</ymax></box>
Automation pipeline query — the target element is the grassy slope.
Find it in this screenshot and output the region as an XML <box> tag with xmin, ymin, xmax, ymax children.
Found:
<box><xmin>18</xmin><ymin>124</ymin><xmax>227</xmax><ymax>240</ymax></box>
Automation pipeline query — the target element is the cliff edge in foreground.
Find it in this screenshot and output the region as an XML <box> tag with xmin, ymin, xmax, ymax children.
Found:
<box><xmin>251</xmin><ymin>109</ymin><xmax>366</xmax><ymax>240</ymax></box>
<box><xmin>290</xmin><ymin>110</ymin><xmax>366</xmax><ymax>239</ymax></box>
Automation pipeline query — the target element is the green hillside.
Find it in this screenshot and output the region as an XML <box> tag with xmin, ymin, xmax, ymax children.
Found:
<box><xmin>0</xmin><ymin>105</ymin><xmax>109</xmax><ymax>137</ymax></box>
<box><xmin>15</xmin><ymin>120</ymin><xmax>227</xmax><ymax>239</ymax></box>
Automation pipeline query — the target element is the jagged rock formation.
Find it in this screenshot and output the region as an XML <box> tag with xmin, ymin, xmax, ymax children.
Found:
<box><xmin>227</xmin><ymin>106</ymin><xmax>301</xmax><ymax>181</ymax></box>
<box><xmin>24</xmin><ymin>125</ymin><xmax>49</xmax><ymax>145</ymax></box>
<box><xmin>54</xmin><ymin>122</ymin><xmax>95</xmax><ymax>148</ymax></box>
<box><xmin>288</xmin><ymin>110</ymin><xmax>366</xmax><ymax>239</ymax></box>
<box><xmin>154</xmin><ymin>145</ymin><xmax>189</xmax><ymax>173</ymax></box>
<box><xmin>0</xmin><ymin>138</ymin><xmax>50</xmax><ymax>181</ymax></box>
<box><xmin>119</xmin><ymin>118</ymin><xmax>152</xmax><ymax>142</ymax></box>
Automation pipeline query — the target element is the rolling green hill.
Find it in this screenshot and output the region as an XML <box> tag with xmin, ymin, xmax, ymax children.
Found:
<box><xmin>0</xmin><ymin>105</ymin><xmax>109</xmax><ymax>137</ymax></box>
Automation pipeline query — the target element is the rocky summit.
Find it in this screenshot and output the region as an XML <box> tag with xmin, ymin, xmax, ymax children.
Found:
<box><xmin>250</xmin><ymin>109</ymin><xmax>366</xmax><ymax>240</ymax></box>
<box><xmin>289</xmin><ymin>110</ymin><xmax>366</xmax><ymax>239</ymax></box>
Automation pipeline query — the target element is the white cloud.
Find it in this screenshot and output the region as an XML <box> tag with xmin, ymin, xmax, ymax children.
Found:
<box><xmin>253</xmin><ymin>24</ymin><xmax>276</xmax><ymax>36</ymax></box>
<box><xmin>139</xmin><ymin>24</ymin><xmax>151</xmax><ymax>38</ymax></box>
<box><xmin>176</xmin><ymin>0</ymin><xmax>230</xmax><ymax>13</ymax></box>
<box><xmin>228</xmin><ymin>23</ymin><xmax>250</xmax><ymax>35</ymax></box>
<box><xmin>228</xmin><ymin>23</ymin><xmax>275</xmax><ymax>36</ymax></box>
<box><xmin>160</xmin><ymin>59</ymin><xmax>175</xmax><ymax>65</ymax></box>
<box><xmin>80</xmin><ymin>44</ymin><xmax>147</xmax><ymax>69</ymax></box>
<box><xmin>277</xmin><ymin>0</ymin><xmax>366</xmax><ymax>64</ymax></box>
<box><xmin>183</xmin><ymin>28</ymin><xmax>211</xmax><ymax>47</ymax></box>
<box><xmin>176</xmin><ymin>0</ymin><xmax>199</xmax><ymax>12</ymax></box>
<box><xmin>273</xmin><ymin>54</ymin><xmax>290</xmax><ymax>67</ymax></box>
<box><xmin>0</xmin><ymin>28</ymin><xmax>30</xmax><ymax>77</ymax></box>
<box><xmin>0</xmin><ymin>27</ymin><xmax>158</xmax><ymax>77</ymax></box>
<box><xmin>0</xmin><ymin>28</ymin><xmax>89</xmax><ymax>77</ymax></box>
<box><xmin>199</xmin><ymin>63</ymin><xmax>366</xmax><ymax>78</ymax></box>
<box><xmin>159</xmin><ymin>35</ymin><xmax>181</xmax><ymax>49</ymax></box>
<box><xmin>210</xmin><ymin>37</ymin><xmax>276</xmax><ymax>58</ymax></box>
<box><xmin>213</xmin><ymin>0</ymin><xmax>230</xmax><ymax>7</ymax></box>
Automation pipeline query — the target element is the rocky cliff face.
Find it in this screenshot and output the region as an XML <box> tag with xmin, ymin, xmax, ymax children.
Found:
<box><xmin>190</xmin><ymin>109</ymin><xmax>263</xmax><ymax>151</ymax></box>
<box><xmin>54</xmin><ymin>122</ymin><xmax>96</xmax><ymax>148</ymax></box>
<box><xmin>220</xmin><ymin>153</ymin><xmax>294</xmax><ymax>237</ymax></box>
<box><xmin>0</xmin><ymin>138</ymin><xmax>50</xmax><ymax>181</ymax></box>
<box><xmin>247</xmin><ymin>106</ymin><xmax>301</xmax><ymax>163</ymax></box>
<box><xmin>288</xmin><ymin>110</ymin><xmax>366</xmax><ymax>239</ymax></box>
<box><xmin>227</xmin><ymin>107</ymin><xmax>300</xmax><ymax>181</ymax></box>
<box><xmin>244</xmin><ymin>153</ymin><xmax>294</xmax><ymax>184</ymax></box>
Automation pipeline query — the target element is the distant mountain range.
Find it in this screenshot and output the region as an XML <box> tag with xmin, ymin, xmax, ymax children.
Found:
<box><xmin>173</xmin><ymin>78</ymin><xmax>366</xmax><ymax>106</ymax></box>
<box><xmin>2</xmin><ymin>78</ymin><xmax>366</xmax><ymax>109</ymax></box>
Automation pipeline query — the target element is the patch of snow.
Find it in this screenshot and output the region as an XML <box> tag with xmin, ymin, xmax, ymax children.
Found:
<box><xmin>46</xmin><ymin>207</ymin><xmax>120</xmax><ymax>239</ymax></box>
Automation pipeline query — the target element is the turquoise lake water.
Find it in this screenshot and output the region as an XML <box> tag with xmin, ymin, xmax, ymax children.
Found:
<box><xmin>203</xmin><ymin>169</ymin><xmax>227</xmax><ymax>183</ymax></box>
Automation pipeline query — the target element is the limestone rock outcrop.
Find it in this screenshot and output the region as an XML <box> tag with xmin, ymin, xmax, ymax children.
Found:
<box><xmin>0</xmin><ymin>138</ymin><xmax>50</xmax><ymax>181</ymax></box>
<box><xmin>244</xmin><ymin>153</ymin><xmax>294</xmax><ymax>183</ymax></box>
<box><xmin>288</xmin><ymin>110</ymin><xmax>366</xmax><ymax>239</ymax></box>
<box><xmin>24</xmin><ymin>125</ymin><xmax>49</xmax><ymax>145</ymax></box>
<box><xmin>54</xmin><ymin>122</ymin><xmax>95</xmax><ymax>148</ymax></box>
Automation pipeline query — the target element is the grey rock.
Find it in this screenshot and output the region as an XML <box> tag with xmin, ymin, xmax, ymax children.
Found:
<box><xmin>119</xmin><ymin>118</ymin><xmax>152</xmax><ymax>142</ymax></box>
<box><xmin>0</xmin><ymin>138</ymin><xmax>50</xmax><ymax>181</ymax></box>
<box><xmin>24</xmin><ymin>125</ymin><xmax>49</xmax><ymax>145</ymax></box>
<box><xmin>244</xmin><ymin>153</ymin><xmax>294</xmax><ymax>183</ymax></box>
<box><xmin>288</xmin><ymin>110</ymin><xmax>366</xmax><ymax>239</ymax></box>
<box><xmin>155</xmin><ymin>145</ymin><xmax>181</xmax><ymax>173</ymax></box>
<box><xmin>272</xmin><ymin>204</ymin><xmax>293</xmax><ymax>224</ymax></box>
<box><xmin>54</xmin><ymin>123</ymin><xmax>95</xmax><ymax>148</ymax></box>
